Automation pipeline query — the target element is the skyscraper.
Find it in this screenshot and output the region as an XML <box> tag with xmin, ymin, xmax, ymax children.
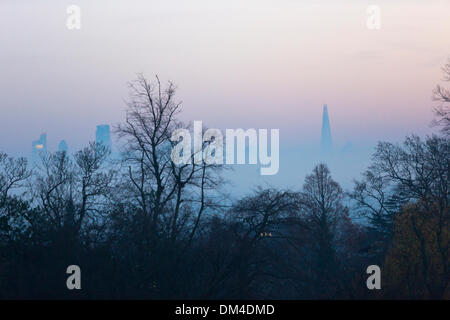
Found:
<box><xmin>32</xmin><ymin>133</ymin><xmax>47</xmax><ymax>163</ymax></box>
<box><xmin>321</xmin><ymin>104</ymin><xmax>332</xmax><ymax>152</ymax></box>
<box><xmin>58</xmin><ymin>140</ymin><xmax>69</xmax><ymax>154</ymax></box>
<box><xmin>96</xmin><ymin>124</ymin><xmax>112</xmax><ymax>150</ymax></box>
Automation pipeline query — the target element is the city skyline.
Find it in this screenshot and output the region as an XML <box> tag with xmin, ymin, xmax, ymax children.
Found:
<box><xmin>25</xmin><ymin>105</ymin><xmax>338</xmax><ymax>159</ymax></box>
<box><xmin>29</xmin><ymin>124</ymin><xmax>112</xmax><ymax>159</ymax></box>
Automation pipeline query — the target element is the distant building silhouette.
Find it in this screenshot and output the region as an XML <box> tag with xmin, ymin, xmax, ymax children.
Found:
<box><xmin>96</xmin><ymin>124</ymin><xmax>112</xmax><ymax>150</ymax></box>
<box><xmin>321</xmin><ymin>104</ymin><xmax>332</xmax><ymax>152</ymax></box>
<box><xmin>58</xmin><ymin>140</ymin><xmax>69</xmax><ymax>154</ymax></box>
<box><xmin>32</xmin><ymin>133</ymin><xmax>47</xmax><ymax>163</ymax></box>
<box><xmin>341</xmin><ymin>141</ymin><xmax>353</xmax><ymax>153</ymax></box>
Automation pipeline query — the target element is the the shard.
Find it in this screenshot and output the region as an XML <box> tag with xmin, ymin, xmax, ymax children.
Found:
<box><xmin>321</xmin><ymin>104</ymin><xmax>332</xmax><ymax>152</ymax></box>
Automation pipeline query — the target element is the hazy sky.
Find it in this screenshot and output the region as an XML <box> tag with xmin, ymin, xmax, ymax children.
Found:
<box><xmin>1</xmin><ymin>0</ymin><xmax>449</xmax><ymax>155</ymax></box>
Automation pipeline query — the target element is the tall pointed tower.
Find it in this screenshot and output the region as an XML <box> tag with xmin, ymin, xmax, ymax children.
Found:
<box><xmin>321</xmin><ymin>104</ymin><xmax>332</xmax><ymax>152</ymax></box>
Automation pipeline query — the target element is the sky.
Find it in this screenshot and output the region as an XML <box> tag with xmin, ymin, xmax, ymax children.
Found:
<box><xmin>0</xmin><ymin>0</ymin><xmax>449</xmax><ymax>189</ymax></box>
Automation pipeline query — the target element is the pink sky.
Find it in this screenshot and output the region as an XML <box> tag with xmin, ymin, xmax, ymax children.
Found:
<box><xmin>0</xmin><ymin>0</ymin><xmax>449</xmax><ymax>154</ymax></box>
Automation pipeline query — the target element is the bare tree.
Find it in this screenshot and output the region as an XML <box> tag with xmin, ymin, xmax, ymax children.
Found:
<box><xmin>299</xmin><ymin>163</ymin><xmax>345</xmax><ymax>297</ymax></box>
<box><xmin>370</xmin><ymin>136</ymin><xmax>449</xmax><ymax>212</ymax></box>
<box><xmin>113</xmin><ymin>75</ymin><xmax>225</xmax><ymax>296</ymax></box>
<box><xmin>31</xmin><ymin>143</ymin><xmax>113</xmax><ymax>239</ymax></box>
<box><xmin>0</xmin><ymin>152</ymin><xmax>32</xmax><ymax>242</ymax></box>
<box><xmin>116</xmin><ymin>75</ymin><xmax>223</xmax><ymax>246</ymax></box>
<box><xmin>432</xmin><ymin>58</ymin><xmax>450</xmax><ymax>136</ymax></box>
<box><xmin>349</xmin><ymin>169</ymin><xmax>399</xmax><ymax>239</ymax></box>
<box><xmin>0</xmin><ymin>152</ymin><xmax>31</xmax><ymax>207</ymax></box>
